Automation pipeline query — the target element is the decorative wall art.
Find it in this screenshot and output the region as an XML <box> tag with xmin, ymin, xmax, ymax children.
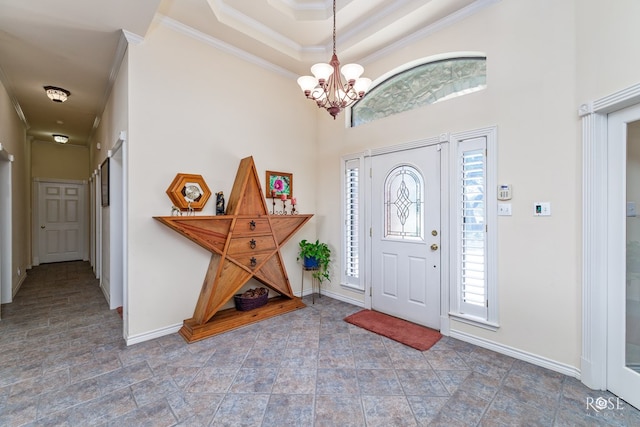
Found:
<box><xmin>166</xmin><ymin>173</ymin><xmax>212</xmax><ymax>211</ymax></box>
<box><xmin>100</xmin><ymin>158</ymin><xmax>109</xmax><ymax>207</ymax></box>
<box><xmin>265</xmin><ymin>171</ymin><xmax>293</xmax><ymax>198</ymax></box>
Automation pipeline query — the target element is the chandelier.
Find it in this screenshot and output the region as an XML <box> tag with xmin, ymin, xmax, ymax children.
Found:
<box><xmin>296</xmin><ymin>0</ymin><xmax>372</xmax><ymax>119</ymax></box>
<box><xmin>44</xmin><ymin>86</ymin><xmax>70</xmax><ymax>103</ymax></box>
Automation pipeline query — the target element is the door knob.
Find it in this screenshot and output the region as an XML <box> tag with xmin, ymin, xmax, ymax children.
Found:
<box><xmin>40</xmin><ymin>225</ymin><xmax>45</xmax><ymax>229</ymax></box>
<box><xmin>430</xmin><ymin>243</ymin><xmax>438</xmax><ymax>251</ymax></box>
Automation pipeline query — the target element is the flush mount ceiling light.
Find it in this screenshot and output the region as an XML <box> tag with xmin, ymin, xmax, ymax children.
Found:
<box><xmin>52</xmin><ymin>134</ymin><xmax>69</xmax><ymax>144</ymax></box>
<box><xmin>44</xmin><ymin>86</ymin><xmax>70</xmax><ymax>103</ymax></box>
<box><xmin>296</xmin><ymin>0</ymin><xmax>372</xmax><ymax>119</ymax></box>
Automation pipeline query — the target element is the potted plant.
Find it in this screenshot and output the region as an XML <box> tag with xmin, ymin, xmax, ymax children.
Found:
<box><xmin>298</xmin><ymin>239</ymin><xmax>331</xmax><ymax>284</ymax></box>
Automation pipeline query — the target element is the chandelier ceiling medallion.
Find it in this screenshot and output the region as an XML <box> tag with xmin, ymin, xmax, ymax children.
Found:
<box><xmin>296</xmin><ymin>0</ymin><xmax>372</xmax><ymax>119</ymax></box>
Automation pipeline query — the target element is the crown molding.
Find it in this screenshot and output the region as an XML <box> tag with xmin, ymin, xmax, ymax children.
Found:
<box><xmin>361</xmin><ymin>0</ymin><xmax>501</xmax><ymax>65</ymax></box>
<box><xmin>0</xmin><ymin>64</ymin><xmax>28</xmax><ymax>130</ymax></box>
<box><xmin>159</xmin><ymin>16</ymin><xmax>297</xmax><ymax>80</ymax></box>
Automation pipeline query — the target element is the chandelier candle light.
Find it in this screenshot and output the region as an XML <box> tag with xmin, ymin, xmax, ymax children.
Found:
<box><xmin>296</xmin><ymin>0</ymin><xmax>372</xmax><ymax>119</ymax></box>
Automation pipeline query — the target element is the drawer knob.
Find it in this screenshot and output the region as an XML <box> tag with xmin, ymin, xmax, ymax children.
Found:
<box><xmin>249</xmin><ymin>220</ymin><xmax>256</xmax><ymax>230</ymax></box>
<box><xmin>250</xmin><ymin>257</ymin><xmax>257</xmax><ymax>267</ymax></box>
<box><xmin>250</xmin><ymin>239</ymin><xmax>257</xmax><ymax>249</ymax></box>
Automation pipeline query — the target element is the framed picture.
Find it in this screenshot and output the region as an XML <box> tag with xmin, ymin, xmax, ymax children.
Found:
<box><xmin>100</xmin><ymin>158</ymin><xmax>109</xmax><ymax>207</ymax></box>
<box><xmin>266</xmin><ymin>171</ymin><xmax>293</xmax><ymax>198</ymax></box>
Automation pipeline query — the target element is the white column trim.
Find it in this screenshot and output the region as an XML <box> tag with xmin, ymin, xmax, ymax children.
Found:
<box><xmin>580</xmin><ymin>81</ymin><xmax>640</xmax><ymax>390</ymax></box>
<box><xmin>581</xmin><ymin>110</ymin><xmax>608</xmax><ymax>389</ymax></box>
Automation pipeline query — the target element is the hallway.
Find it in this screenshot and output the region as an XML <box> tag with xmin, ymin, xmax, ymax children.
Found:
<box><xmin>0</xmin><ymin>261</ymin><xmax>639</xmax><ymax>426</ymax></box>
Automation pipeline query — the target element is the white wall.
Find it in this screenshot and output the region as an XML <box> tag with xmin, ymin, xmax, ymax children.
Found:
<box><xmin>576</xmin><ymin>0</ymin><xmax>640</xmax><ymax>104</ymax></box>
<box><xmin>31</xmin><ymin>141</ymin><xmax>89</xmax><ymax>181</ymax></box>
<box><xmin>316</xmin><ymin>0</ymin><xmax>581</xmax><ymax>367</ymax></box>
<box><xmin>125</xmin><ymin>20</ymin><xmax>316</xmax><ymax>337</ymax></box>
<box><xmin>0</xmin><ymin>80</ymin><xmax>30</xmax><ymax>297</ymax></box>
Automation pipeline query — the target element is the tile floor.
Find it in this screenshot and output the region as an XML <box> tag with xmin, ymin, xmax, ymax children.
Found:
<box><xmin>1</xmin><ymin>261</ymin><xmax>639</xmax><ymax>426</ymax></box>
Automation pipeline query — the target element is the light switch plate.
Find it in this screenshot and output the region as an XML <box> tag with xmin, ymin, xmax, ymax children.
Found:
<box><xmin>498</xmin><ymin>203</ymin><xmax>512</xmax><ymax>216</ymax></box>
<box><xmin>534</xmin><ymin>202</ymin><xmax>551</xmax><ymax>216</ymax></box>
<box><xmin>628</xmin><ymin>202</ymin><xmax>637</xmax><ymax>217</ymax></box>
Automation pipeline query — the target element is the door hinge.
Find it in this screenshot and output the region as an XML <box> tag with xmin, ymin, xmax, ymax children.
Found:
<box><xmin>486</xmin><ymin>300</ymin><xmax>489</xmax><ymax>308</ymax></box>
<box><xmin>369</xmin><ymin>227</ymin><xmax>372</xmax><ymax>237</ymax></box>
<box><xmin>369</xmin><ymin>167</ymin><xmax>372</xmax><ymax>178</ymax></box>
<box><xmin>370</xmin><ymin>287</ymin><xmax>372</xmax><ymax>297</ymax></box>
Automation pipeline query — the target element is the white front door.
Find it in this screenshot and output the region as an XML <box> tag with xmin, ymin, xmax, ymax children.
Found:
<box><xmin>37</xmin><ymin>180</ymin><xmax>85</xmax><ymax>264</ymax></box>
<box><xmin>607</xmin><ymin>104</ymin><xmax>640</xmax><ymax>410</ymax></box>
<box><xmin>371</xmin><ymin>144</ymin><xmax>441</xmax><ymax>329</ymax></box>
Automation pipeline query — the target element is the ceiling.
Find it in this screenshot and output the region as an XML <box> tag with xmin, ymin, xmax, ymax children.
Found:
<box><xmin>0</xmin><ymin>0</ymin><xmax>484</xmax><ymax>147</ymax></box>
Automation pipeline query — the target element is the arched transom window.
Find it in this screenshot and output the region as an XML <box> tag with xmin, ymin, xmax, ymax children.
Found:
<box><xmin>351</xmin><ymin>56</ymin><xmax>486</xmax><ymax>127</ymax></box>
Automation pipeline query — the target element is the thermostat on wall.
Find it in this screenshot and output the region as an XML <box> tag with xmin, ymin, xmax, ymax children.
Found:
<box><xmin>498</xmin><ymin>184</ymin><xmax>512</xmax><ymax>200</ymax></box>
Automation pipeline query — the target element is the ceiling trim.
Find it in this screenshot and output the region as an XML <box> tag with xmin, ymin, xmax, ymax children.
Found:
<box><xmin>267</xmin><ymin>0</ymin><xmax>333</xmax><ymax>20</ymax></box>
<box><xmin>361</xmin><ymin>0</ymin><xmax>501</xmax><ymax>65</ymax></box>
<box><xmin>208</xmin><ymin>0</ymin><xmax>307</xmax><ymax>60</ymax></box>
<box><xmin>159</xmin><ymin>15</ymin><xmax>298</xmax><ymax>80</ymax></box>
<box><xmin>89</xmin><ymin>30</ymin><xmax>134</xmax><ymax>142</ymax></box>
<box><xmin>0</xmin><ymin>65</ymin><xmax>28</xmax><ymax>130</ymax></box>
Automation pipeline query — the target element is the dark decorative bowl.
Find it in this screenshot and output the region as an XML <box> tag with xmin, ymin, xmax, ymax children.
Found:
<box><xmin>234</xmin><ymin>290</ymin><xmax>268</xmax><ymax>311</ymax></box>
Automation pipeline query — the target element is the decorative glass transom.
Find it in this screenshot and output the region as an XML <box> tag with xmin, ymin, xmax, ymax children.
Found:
<box><xmin>384</xmin><ymin>165</ymin><xmax>424</xmax><ymax>240</ymax></box>
<box><xmin>351</xmin><ymin>57</ymin><xmax>486</xmax><ymax>127</ymax></box>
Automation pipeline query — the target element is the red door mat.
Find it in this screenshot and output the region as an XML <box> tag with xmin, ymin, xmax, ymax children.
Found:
<box><xmin>344</xmin><ymin>309</ymin><xmax>442</xmax><ymax>351</ymax></box>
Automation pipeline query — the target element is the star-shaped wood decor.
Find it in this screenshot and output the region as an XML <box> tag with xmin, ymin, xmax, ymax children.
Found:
<box><xmin>154</xmin><ymin>156</ymin><xmax>312</xmax><ymax>342</ymax></box>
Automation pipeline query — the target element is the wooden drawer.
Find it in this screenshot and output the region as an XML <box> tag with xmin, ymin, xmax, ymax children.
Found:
<box><xmin>231</xmin><ymin>252</ymin><xmax>273</xmax><ymax>270</ymax></box>
<box><xmin>227</xmin><ymin>235</ymin><xmax>276</xmax><ymax>255</ymax></box>
<box><xmin>233</xmin><ymin>218</ymin><xmax>270</xmax><ymax>235</ymax></box>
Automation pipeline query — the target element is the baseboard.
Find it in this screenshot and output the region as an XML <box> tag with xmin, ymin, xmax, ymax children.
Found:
<box><xmin>100</xmin><ymin>283</ymin><xmax>110</xmax><ymax>305</ymax></box>
<box><xmin>300</xmin><ymin>287</ymin><xmax>365</xmax><ymax>308</ymax></box>
<box><xmin>12</xmin><ymin>273</ymin><xmax>27</xmax><ymax>299</ymax></box>
<box><xmin>126</xmin><ymin>322</ymin><xmax>183</xmax><ymax>346</ymax></box>
<box><xmin>450</xmin><ymin>329</ymin><xmax>581</xmax><ymax>379</ymax></box>
<box><xmin>125</xmin><ymin>292</ymin><xmax>364</xmax><ymax>346</ymax></box>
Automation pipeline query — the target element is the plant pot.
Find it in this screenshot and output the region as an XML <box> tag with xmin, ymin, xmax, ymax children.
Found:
<box><xmin>303</xmin><ymin>256</ymin><xmax>319</xmax><ymax>269</ymax></box>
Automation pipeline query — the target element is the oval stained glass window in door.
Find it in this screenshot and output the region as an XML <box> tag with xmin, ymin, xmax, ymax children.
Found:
<box><xmin>384</xmin><ymin>165</ymin><xmax>424</xmax><ymax>241</ymax></box>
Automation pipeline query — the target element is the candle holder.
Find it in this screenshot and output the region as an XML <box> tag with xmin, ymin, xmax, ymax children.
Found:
<box><xmin>271</xmin><ymin>192</ymin><xmax>276</xmax><ymax>215</ymax></box>
<box><xmin>280</xmin><ymin>196</ymin><xmax>287</xmax><ymax>214</ymax></box>
<box><xmin>291</xmin><ymin>202</ymin><xmax>297</xmax><ymax>215</ymax></box>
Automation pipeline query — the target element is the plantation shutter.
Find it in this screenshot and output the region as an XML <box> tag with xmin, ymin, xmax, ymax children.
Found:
<box><xmin>345</xmin><ymin>159</ymin><xmax>359</xmax><ymax>285</ymax></box>
<box><xmin>458</xmin><ymin>138</ymin><xmax>488</xmax><ymax>318</ymax></box>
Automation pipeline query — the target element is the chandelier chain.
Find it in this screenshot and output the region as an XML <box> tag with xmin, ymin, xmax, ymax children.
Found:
<box><xmin>332</xmin><ymin>0</ymin><xmax>336</xmax><ymax>56</ymax></box>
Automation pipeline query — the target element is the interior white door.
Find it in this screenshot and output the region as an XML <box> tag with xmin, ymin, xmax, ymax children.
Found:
<box><xmin>371</xmin><ymin>144</ymin><xmax>441</xmax><ymax>329</ymax></box>
<box><xmin>607</xmin><ymin>104</ymin><xmax>640</xmax><ymax>410</ymax></box>
<box><xmin>38</xmin><ymin>181</ymin><xmax>85</xmax><ymax>264</ymax></box>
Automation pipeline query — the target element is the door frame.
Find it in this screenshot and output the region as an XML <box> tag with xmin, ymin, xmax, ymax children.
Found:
<box><xmin>31</xmin><ymin>177</ymin><xmax>88</xmax><ymax>266</ymax></box>
<box><xmin>580</xmin><ymin>81</ymin><xmax>640</xmax><ymax>391</ymax></box>
<box><xmin>0</xmin><ymin>144</ymin><xmax>14</xmax><ymax>307</ymax></box>
<box><xmin>364</xmin><ymin>135</ymin><xmax>451</xmax><ymax>334</ymax></box>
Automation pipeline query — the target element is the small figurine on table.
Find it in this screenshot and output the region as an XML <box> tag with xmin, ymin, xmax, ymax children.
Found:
<box><xmin>216</xmin><ymin>191</ymin><xmax>225</xmax><ymax>215</ymax></box>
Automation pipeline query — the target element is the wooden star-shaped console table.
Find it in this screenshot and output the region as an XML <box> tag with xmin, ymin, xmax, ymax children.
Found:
<box><xmin>154</xmin><ymin>156</ymin><xmax>312</xmax><ymax>342</ymax></box>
